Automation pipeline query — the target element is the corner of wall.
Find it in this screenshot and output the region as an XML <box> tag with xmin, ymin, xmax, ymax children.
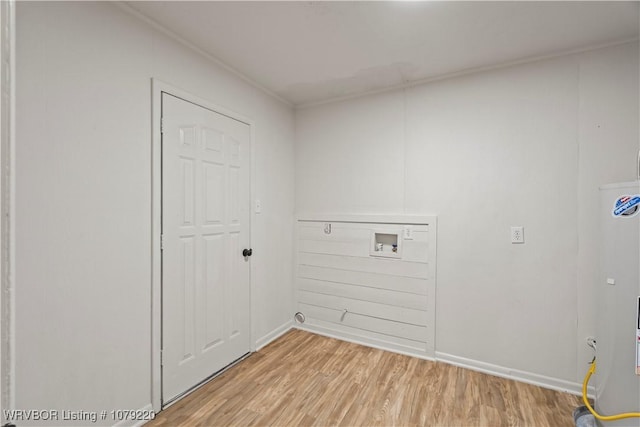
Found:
<box><xmin>0</xmin><ymin>0</ymin><xmax>16</xmax><ymax>421</ymax></box>
<box><xmin>255</xmin><ymin>320</ymin><xmax>293</xmax><ymax>352</ymax></box>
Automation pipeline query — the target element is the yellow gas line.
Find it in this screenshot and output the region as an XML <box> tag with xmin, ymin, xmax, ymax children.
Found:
<box><xmin>582</xmin><ymin>358</ymin><xmax>640</xmax><ymax>421</ymax></box>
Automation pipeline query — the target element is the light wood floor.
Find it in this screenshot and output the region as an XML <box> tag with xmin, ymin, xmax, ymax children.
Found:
<box><xmin>150</xmin><ymin>329</ymin><xmax>581</xmax><ymax>427</ymax></box>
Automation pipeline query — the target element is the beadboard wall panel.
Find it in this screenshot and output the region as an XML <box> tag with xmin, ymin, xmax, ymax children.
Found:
<box><xmin>295</xmin><ymin>215</ymin><xmax>437</xmax><ymax>358</ymax></box>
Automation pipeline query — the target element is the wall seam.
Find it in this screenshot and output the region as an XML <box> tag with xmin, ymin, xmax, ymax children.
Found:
<box><xmin>1</xmin><ymin>0</ymin><xmax>15</xmax><ymax>418</ymax></box>
<box><xmin>402</xmin><ymin>88</ymin><xmax>408</xmax><ymax>214</ymax></box>
<box><xmin>575</xmin><ymin>56</ymin><xmax>583</xmax><ymax>384</ymax></box>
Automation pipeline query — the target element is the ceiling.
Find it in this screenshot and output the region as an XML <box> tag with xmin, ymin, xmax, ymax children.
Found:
<box><xmin>126</xmin><ymin>1</ymin><xmax>640</xmax><ymax>107</ymax></box>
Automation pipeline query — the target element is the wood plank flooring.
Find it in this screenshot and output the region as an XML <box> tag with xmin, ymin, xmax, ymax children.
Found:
<box><xmin>149</xmin><ymin>329</ymin><xmax>581</xmax><ymax>427</ymax></box>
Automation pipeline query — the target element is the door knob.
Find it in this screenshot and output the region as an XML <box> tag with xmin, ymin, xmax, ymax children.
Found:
<box><xmin>242</xmin><ymin>248</ymin><xmax>253</xmax><ymax>257</ymax></box>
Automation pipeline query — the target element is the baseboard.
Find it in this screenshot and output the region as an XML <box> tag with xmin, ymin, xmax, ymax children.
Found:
<box><xmin>112</xmin><ymin>403</ymin><xmax>155</xmax><ymax>427</ymax></box>
<box><xmin>290</xmin><ymin>324</ymin><xmax>592</xmax><ymax>399</ymax></box>
<box><xmin>295</xmin><ymin>324</ymin><xmax>435</xmax><ymax>362</ymax></box>
<box><xmin>436</xmin><ymin>351</ymin><xmax>594</xmax><ymax>398</ymax></box>
<box><xmin>255</xmin><ymin>320</ymin><xmax>293</xmax><ymax>351</ymax></box>
<box><xmin>166</xmin><ymin>320</ymin><xmax>590</xmax><ymax>405</ymax></box>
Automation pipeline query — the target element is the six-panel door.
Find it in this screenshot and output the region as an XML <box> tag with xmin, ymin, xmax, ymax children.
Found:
<box><xmin>161</xmin><ymin>93</ymin><xmax>251</xmax><ymax>404</ymax></box>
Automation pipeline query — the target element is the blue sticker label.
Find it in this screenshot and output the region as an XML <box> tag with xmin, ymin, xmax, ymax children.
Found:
<box><xmin>612</xmin><ymin>195</ymin><xmax>640</xmax><ymax>218</ymax></box>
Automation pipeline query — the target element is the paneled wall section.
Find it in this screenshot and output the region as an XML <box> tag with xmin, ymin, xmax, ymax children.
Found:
<box><xmin>295</xmin><ymin>216</ymin><xmax>437</xmax><ymax>358</ymax></box>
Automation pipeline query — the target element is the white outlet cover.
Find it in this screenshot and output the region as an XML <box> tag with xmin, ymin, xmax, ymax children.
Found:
<box><xmin>511</xmin><ymin>226</ymin><xmax>524</xmax><ymax>244</ymax></box>
<box><xmin>403</xmin><ymin>226</ymin><xmax>413</xmax><ymax>240</ymax></box>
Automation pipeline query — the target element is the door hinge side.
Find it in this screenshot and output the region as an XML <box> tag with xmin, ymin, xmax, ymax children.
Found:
<box><xmin>160</xmin><ymin>117</ymin><xmax>164</xmax><ymax>134</ymax></box>
<box><xmin>160</xmin><ymin>234</ymin><xmax>165</xmax><ymax>250</ymax></box>
<box><xmin>160</xmin><ymin>349</ymin><xmax>164</xmax><ymax>367</ymax></box>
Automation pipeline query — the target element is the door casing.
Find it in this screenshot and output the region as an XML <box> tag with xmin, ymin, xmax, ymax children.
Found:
<box><xmin>151</xmin><ymin>79</ymin><xmax>256</xmax><ymax>411</ymax></box>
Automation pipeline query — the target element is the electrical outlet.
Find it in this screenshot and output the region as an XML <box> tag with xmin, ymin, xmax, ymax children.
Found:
<box><xmin>403</xmin><ymin>226</ymin><xmax>413</xmax><ymax>240</ymax></box>
<box><xmin>511</xmin><ymin>226</ymin><xmax>524</xmax><ymax>244</ymax></box>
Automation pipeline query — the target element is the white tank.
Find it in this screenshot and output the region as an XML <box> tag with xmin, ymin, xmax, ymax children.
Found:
<box><xmin>597</xmin><ymin>181</ymin><xmax>640</xmax><ymax>426</ymax></box>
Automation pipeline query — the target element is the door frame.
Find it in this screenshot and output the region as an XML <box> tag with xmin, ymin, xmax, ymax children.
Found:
<box><xmin>0</xmin><ymin>0</ymin><xmax>16</xmax><ymax>422</ymax></box>
<box><xmin>151</xmin><ymin>79</ymin><xmax>256</xmax><ymax>412</ymax></box>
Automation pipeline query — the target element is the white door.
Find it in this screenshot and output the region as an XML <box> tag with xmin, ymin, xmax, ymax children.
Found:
<box><xmin>161</xmin><ymin>93</ymin><xmax>251</xmax><ymax>404</ymax></box>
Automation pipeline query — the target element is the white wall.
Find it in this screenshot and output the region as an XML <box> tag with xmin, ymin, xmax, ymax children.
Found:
<box><xmin>0</xmin><ymin>2</ymin><xmax>5</xmax><ymax>423</ymax></box>
<box><xmin>296</xmin><ymin>42</ymin><xmax>639</xmax><ymax>389</ymax></box>
<box><xmin>12</xmin><ymin>1</ymin><xmax>638</xmax><ymax>419</ymax></box>
<box><xmin>15</xmin><ymin>2</ymin><xmax>294</xmax><ymax>424</ymax></box>
<box><xmin>0</xmin><ymin>1</ymin><xmax>15</xmax><ymax>422</ymax></box>
<box><xmin>576</xmin><ymin>45</ymin><xmax>640</xmax><ymax>383</ymax></box>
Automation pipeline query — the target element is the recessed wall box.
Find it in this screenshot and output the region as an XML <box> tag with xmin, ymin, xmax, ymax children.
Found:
<box><xmin>370</xmin><ymin>231</ymin><xmax>402</xmax><ymax>258</ymax></box>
